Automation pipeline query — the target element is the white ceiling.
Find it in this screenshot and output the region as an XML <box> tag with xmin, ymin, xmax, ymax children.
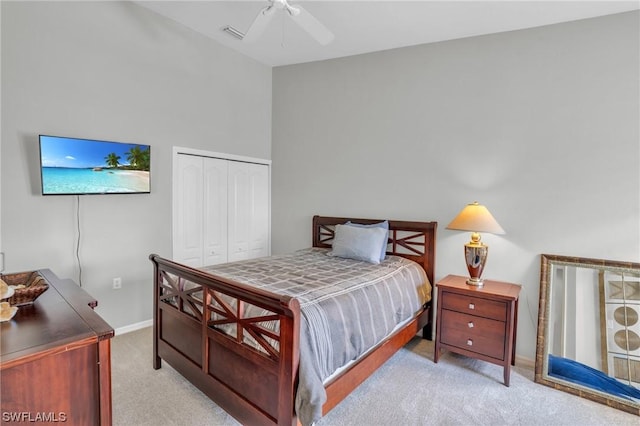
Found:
<box><xmin>135</xmin><ymin>1</ymin><xmax>640</xmax><ymax>67</ymax></box>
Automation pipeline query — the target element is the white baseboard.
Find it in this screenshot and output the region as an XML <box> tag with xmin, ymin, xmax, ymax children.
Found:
<box><xmin>114</xmin><ymin>319</ymin><xmax>152</xmax><ymax>336</ymax></box>
<box><xmin>515</xmin><ymin>354</ymin><xmax>535</xmax><ymax>370</ymax></box>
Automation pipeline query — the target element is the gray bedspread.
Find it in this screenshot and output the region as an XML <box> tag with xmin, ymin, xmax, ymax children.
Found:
<box><xmin>200</xmin><ymin>247</ymin><xmax>430</xmax><ymax>425</ymax></box>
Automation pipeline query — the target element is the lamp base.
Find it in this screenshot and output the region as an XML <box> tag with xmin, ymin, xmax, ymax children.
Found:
<box><xmin>464</xmin><ymin>243</ymin><xmax>488</xmax><ymax>287</ymax></box>
<box><xmin>466</xmin><ymin>277</ymin><xmax>484</xmax><ymax>286</ymax></box>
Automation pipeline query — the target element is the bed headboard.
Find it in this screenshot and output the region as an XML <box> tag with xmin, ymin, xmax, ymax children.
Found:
<box><xmin>312</xmin><ymin>215</ymin><xmax>437</xmax><ymax>286</ymax></box>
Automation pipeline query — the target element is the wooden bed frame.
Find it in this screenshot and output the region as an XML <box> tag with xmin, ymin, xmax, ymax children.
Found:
<box><xmin>150</xmin><ymin>215</ymin><xmax>437</xmax><ymax>425</ymax></box>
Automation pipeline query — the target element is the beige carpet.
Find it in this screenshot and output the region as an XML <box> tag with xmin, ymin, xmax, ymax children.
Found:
<box><xmin>111</xmin><ymin>327</ymin><xmax>638</xmax><ymax>425</ymax></box>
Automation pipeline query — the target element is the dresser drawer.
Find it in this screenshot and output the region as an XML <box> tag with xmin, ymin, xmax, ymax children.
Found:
<box><xmin>440</xmin><ymin>291</ymin><xmax>507</xmax><ymax>321</ymax></box>
<box><xmin>440</xmin><ymin>309</ymin><xmax>507</xmax><ymax>360</ymax></box>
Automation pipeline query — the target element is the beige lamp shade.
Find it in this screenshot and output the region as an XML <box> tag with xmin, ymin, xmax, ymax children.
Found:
<box><xmin>446</xmin><ymin>201</ymin><xmax>505</xmax><ymax>286</ymax></box>
<box><xmin>446</xmin><ymin>201</ymin><xmax>505</xmax><ymax>236</ymax></box>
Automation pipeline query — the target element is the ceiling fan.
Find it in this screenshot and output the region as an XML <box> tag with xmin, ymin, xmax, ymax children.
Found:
<box><xmin>243</xmin><ymin>0</ymin><xmax>334</xmax><ymax>45</ymax></box>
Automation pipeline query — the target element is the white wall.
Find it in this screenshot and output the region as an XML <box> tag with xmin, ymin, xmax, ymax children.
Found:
<box><xmin>0</xmin><ymin>1</ymin><xmax>271</xmax><ymax>329</ymax></box>
<box><xmin>272</xmin><ymin>11</ymin><xmax>640</xmax><ymax>360</ymax></box>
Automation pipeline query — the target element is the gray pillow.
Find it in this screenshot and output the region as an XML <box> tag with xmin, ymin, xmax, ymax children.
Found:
<box><xmin>344</xmin><ymin>220</ymin><xmax>389</xmax><ymax>262</ymax></box>
<box><xmin>329</xmin><ymin>224</ymin><xmax>388</xmax><ymax>264</ymax></box>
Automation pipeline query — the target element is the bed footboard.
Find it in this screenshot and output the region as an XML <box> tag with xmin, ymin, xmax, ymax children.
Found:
<box><xmin>150</xmin><ymin>254</ymin><xmax>301</xmax><ymax>426</ymax></box>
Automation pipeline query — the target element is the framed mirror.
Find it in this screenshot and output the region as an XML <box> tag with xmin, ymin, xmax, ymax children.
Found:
<box><xmin>535</xmin><ymin>254</ymin><xmax>640</xmax><ymax>415</ymax></box>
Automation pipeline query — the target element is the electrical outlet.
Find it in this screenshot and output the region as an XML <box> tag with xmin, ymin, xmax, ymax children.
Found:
<box><xmin>113</xmin><ymin>277</ymin><xmax>122</xmax><ymax>289</ymax></box>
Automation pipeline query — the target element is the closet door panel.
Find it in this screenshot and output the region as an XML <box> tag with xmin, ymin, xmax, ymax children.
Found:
<box><xmin>248</xmin><ymin>163</ymin><xmax>269</xmax><ymax>259</ymax></box>
<box><xmin>173</xmin><ymin>149</ymin><xmax>270</xmax><ymax>268</ymax></box>
<box><xmin>174</xmin><ymin>155</ymin><xmax>203</xmax><ymax>267</ymax></box>
<box><xmin>228</xmin><ymin>162</ymin><xmax>250</xmax><ymax>262</ymax></box>
<box><xmin>203</xmin><ymin>158</ymin><xmax>228</xmax><ymax>266</ymax></box>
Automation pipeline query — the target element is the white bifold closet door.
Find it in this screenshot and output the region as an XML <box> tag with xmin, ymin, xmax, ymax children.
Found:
<box><xmin>227</xmin><ymin>161</ymin><xmax>269</xmax><ymax>262</ymax></box>
<box><xmin>174</xmin><ymin>153</ymin><xmax>269</xmax><ymax>268</ymax></box>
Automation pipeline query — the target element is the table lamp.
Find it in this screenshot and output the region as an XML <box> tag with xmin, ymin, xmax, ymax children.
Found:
<box><xmin>446</xmin><ymin>201</ymin><xmax>505</xmax><ymax>286</ymax></box>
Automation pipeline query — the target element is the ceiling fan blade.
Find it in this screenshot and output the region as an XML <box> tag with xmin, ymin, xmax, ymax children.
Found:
<box><xmin>243</xmin><ymin>5</ymin><xmax>276</xmax><ymax>43</ymax></box>
<box><xmin>289</xmin><ymin>5</ymin><xmax>334</xmax><ymax>45</ymax></box>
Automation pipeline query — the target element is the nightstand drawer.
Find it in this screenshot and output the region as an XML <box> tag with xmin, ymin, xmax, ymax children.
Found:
<box><xmin>440</xmin><ymin>310</ymin><xmax>506</xmax><ymax>360</ymax></box>
<box><xmin>440</xmin><ymin>291</ymin><xmax>507</xmax><ymax>321</ymax></box>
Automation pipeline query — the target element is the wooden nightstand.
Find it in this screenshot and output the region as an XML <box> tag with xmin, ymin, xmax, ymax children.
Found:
<box><xmin>434</xmin><ymin>274</ymin><xmax>521</xmax><ymax>386</ymax></box>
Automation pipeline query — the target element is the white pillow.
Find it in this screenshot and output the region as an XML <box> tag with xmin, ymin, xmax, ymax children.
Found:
<box><xmin>329</xmin><ymin>224</ymin><xmax>388</xmax><ymax>264</ymax></box>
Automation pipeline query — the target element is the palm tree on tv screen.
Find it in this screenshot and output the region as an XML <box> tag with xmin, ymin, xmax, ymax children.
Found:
<box><xmin>125</xmin><ymin>146</ymin><xmax>150</xmax><ymax>171</ymax></box>
<box><xmin>105</xmin><ymin>153</ymin><xmax>120</xmax><ymax>168</ymax></box>
<box><xmin>139</xmin><ymin>147</ymin><xmax>150</xmax><ymax>171</ymax></box>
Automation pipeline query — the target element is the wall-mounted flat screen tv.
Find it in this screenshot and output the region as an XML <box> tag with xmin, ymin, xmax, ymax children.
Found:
<box><xmin>39</xmin><ymin>135</ymin><xmax>151</xmax><ymax>195</ymax></box>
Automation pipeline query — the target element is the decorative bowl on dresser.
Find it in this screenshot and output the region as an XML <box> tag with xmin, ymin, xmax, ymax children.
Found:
<box><xmin>2</xmin><ymin>270</ymin><xmax>50</xmax><ymax>306</ymax></box>
<box><xmin>434</xmin><ymin>274</ymin><xmax>521</xmax><ymax>386</ymax></box>
<box><xmin>0</xmin><ymin>269</ymin><xmax>114</xmax><ymax>425</ymax></box>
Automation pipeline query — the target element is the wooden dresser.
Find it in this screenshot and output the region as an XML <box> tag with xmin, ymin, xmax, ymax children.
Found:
<box><xmin>434</xmin><ymin>274</ymin><xmax>521</xmax><ymax>386</ymax></box>
<box><xmin>0</xmin><ymin>269</ymin><xmax>114</xmax><ymax>424</ymax></box>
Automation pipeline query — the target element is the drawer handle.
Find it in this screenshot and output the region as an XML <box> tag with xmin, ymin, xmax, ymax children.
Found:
<box><xmin>468</xmin><ymin>322</ymin><xmax>474</xmax><ymax>328</ymax></box>
<box><xmin>467</xmin><ymin>339</ymin><xmax>473</xmax><ymax>346</ymax></box>
<box><xmin>468</xmin><ymin>303</ymin><xmax>475</xmax><ymax>310</ymax></box>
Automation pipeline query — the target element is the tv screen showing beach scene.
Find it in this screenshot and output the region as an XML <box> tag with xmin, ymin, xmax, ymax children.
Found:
<box><xmin>39</xmin><ymin>135</ymin><xmax>150</xmax><ymax>195</ymax></box>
